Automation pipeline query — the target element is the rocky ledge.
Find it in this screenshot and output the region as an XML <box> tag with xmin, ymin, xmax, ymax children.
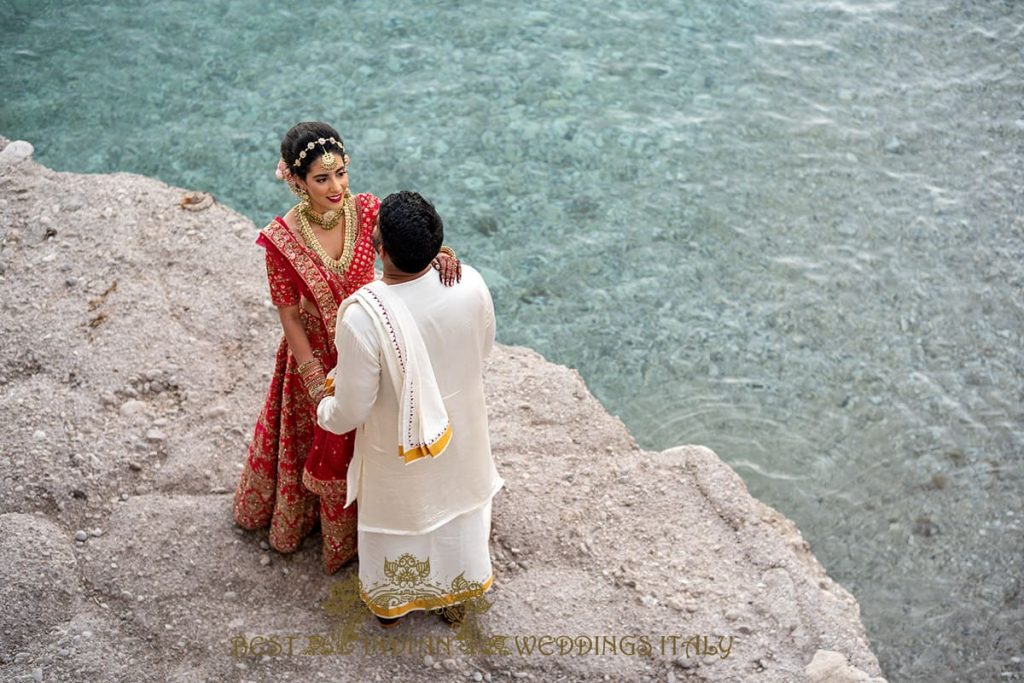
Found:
<box><xmin>0</xmin><ymin>137</ymin><xmax>886</xmax><ymax>682</ymax></box>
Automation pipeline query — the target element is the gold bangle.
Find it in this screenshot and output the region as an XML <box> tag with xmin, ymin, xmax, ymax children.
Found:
<box><xmin>297</xmin><ymin>358</ymin><xmax>320</xmax><ymax>374</ymax></box>
<box><xmin>438</xmin><ymin>245</ymin><xmax>457</xmax><ymax>260</ymax></box>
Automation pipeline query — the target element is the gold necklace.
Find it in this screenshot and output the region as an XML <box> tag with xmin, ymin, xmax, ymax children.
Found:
<box><xmin>295</xmin><ymin>193</ymin><xmax>357</xmax><ymax>275</ymax></box>
<box><xmin>300</xmin><ymin>200</ymin><xmax>344</xmax><ymax>231</ymax></box>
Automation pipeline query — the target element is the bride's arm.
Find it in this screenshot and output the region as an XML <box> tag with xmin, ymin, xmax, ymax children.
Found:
<box><xmin>277</xmin><ymin>304</ymin><xmax>327</xmax><ymax>401</ymax></box>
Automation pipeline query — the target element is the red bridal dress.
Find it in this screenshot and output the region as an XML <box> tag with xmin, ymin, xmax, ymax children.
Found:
<box><xmin>233</xmin><ymin>192</ymin><xmax>379</xmax><ymax>574</ymax></box>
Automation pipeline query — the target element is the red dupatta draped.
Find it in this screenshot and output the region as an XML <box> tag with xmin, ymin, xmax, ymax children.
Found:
<box><xmin>256</xmin><ymin>219</ymin><xmax>353</xmax><ymax>488</ymax></box>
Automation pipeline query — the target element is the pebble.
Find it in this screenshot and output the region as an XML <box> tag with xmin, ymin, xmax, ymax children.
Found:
<box><xmin>90</xmin><ymin>528</ymin><xmax>103</xmax><ymax>537</ymax></box>
<box><xmin>62</xmin><ymin>196</ymin><xmax>85</xmax><ymax>212</ymax></box>
<box><xmin>120</xmin><ymin>492</ymin><xmax>129</xmax><ymax>501</ymax></box>
<box><xmin>14</xmin><ymin>652</ymin><xmax>30</xmax><ymax>663</ymax></box>
<box><xmin>423</xmin><ymin>655</ymin><xmax>434</xmax><ymax>667</ymax></box>
<box><xmin>472</xmin><ymin>673</ymin><xmax>483</xmax><ymax>682</ymax></box>
<box><xmin>75</xmin><ymin>530</ymin><xmax>88</xmax><ymax>542</ymax></box>
<box><xmin>259</xmin><ymin>556</ymin><xmax>271</xmax><ymax>567</ymax></box>
<box><xmin>33</xmin><ymin>430</ymin><xmax>46</xmax><ymax>440</ymax></box>
<box><xmin>224</xmin><ymin>591</ymin><xmax>238</xmax><ymax>601</ymax></box>
<box><xmin>145</xmin><ymin>428</ymin><xmax>167</xmax><ymax>442</ymax></box>
<box><xmin>259</xmin><ymin>541</ymin><xmax>270</xmax><ymax>550</ymax></box>
<box><xmin>442</xmin><ymin>658</ymin><xmax>458</xmax><ymax>672</ymax></box>
<box><xmin>884</xmin><ymin>135</ymin><xmax>904</xmax><ymax>153</ymax></box>
<box><xmin>32</xmin><ymin>667</ymin><xmax>42</xmax><ymax>682</ymax></box>
<box><xmin>205</xmin><ymin>405</ymin><xmax>229</xmax><ymax>419</ymax></box>
<box><xmin>128</xmin><ymin>461</ymin><xmax>142</xmax><ymax>472</ymax></box>
<box><xmin>119</xmin><ymin>400</ymin><xmax>146</xmax><ymax>416</ymax></box>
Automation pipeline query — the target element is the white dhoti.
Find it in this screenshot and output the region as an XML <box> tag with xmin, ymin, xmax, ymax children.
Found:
<box><xmin>357</xmin><ymin>499</ymin><xmax>494</xmax><ymax>618</ymax></box>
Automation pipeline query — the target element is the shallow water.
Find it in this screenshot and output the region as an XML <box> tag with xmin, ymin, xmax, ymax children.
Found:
<box><xmin>2</xmin><ymin>1</ymin><xmax>1022</xmax><ymax>680</ymax></box>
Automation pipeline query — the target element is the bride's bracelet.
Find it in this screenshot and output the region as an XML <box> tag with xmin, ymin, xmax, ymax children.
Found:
<box><xmin>297</xmin><ymin>358</ymin><xmax>321</xmax><ymax>375</ymax></box>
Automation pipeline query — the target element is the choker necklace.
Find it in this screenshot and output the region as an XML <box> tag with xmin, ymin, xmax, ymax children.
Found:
<box><xmin>299</xmin><ymin>198</ymin><xmax>347</xmax><ymax>231</ymax></box>
<box><xmin>295</xmin><ymin>193</ymin><xmax>358</xmax><ymax>275</ymax></box>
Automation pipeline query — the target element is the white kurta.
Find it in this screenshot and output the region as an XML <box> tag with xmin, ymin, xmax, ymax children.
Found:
<box><xmin>317</xmin><ymin>264</ymin><xmax>503</xmax><ymax>616</ymax></box>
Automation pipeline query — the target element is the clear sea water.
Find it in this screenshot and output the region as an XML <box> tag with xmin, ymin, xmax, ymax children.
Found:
<box><xmin>2</xmin><ymin>1</ymin><xmax>1022</xmax><ymax>680</ymax></box>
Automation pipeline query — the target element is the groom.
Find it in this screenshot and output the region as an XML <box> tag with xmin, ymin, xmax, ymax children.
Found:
<box><xmin>316</xmin><ymin>190</ymin><xmax>503</xmax><ymax>625</ymax></box>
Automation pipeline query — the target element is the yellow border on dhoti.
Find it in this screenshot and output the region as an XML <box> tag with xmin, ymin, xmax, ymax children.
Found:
<box><xmin>360</xmin><ymin>572</ymin><xmax>494</xmax><ymax>618</ymax></box>
<box><xmin>398</xmin><ymin>423</ymin><xmax>453</xmax><ymax>464</ymax></box>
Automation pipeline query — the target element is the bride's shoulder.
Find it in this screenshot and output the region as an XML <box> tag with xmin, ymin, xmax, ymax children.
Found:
<box><xmin>260</xmin><ymin>213</ymin><xmax>300</xmax><ymax>241</ymax></box>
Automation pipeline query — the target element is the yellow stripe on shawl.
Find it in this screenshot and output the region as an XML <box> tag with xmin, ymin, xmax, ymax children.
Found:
<box><xmin>398</xmin><ymin>423</ymin><xmax>453</xmax><ymax>464</ymax></box>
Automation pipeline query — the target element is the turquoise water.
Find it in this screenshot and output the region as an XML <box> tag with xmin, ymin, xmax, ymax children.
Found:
<box><xmin>2</xmin><ymin>1</ymin><xmax>1022</xmax><ymax>680</ymax></box>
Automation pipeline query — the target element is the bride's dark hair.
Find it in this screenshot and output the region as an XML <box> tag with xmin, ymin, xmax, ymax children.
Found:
<box><xmin>280</xmin><ymin>122</ymin><xmax>346</xmax><ymax>179</ymax></box>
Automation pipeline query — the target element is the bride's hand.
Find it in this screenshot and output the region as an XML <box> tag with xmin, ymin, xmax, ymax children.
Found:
<box><xmin>432</xmin><ymin>251</ymin><xmax>462</xmax><ymax>287</ymax></box>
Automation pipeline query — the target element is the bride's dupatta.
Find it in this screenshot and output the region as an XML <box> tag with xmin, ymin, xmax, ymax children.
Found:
<box><xmin>257</xmin><ymin>217</ymin><xmax>360</xmax><ymax>573</ymax></box>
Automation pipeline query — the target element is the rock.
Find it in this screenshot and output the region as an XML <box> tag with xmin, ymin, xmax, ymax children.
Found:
<box><xmin>119</xmin><ymin>400</ymin><xmax>146</xmax><ymax>417</ymax></box>
<box><xmin>61</xmin><ymin>196</ymin><xmax>85</xmax><ymax>212</ymax></box>
<box><xmin>805</xmin><ymin>649</ymin><xmax>885</xmax><ymax>683</ymax></box>
<box><xmin>259</xmin><ymin>556</ymin><xmax>271</xmax><ymax>567</ymax></box>
<box><xmin>205</xmin><ymin>405</ymin><xmax>228</xmax><ymax>419</ymax></box>
<box><xmin>32</xmin><ymin>430</ymin><xmax>46</xmax><ymax>440</ymax></box>
<box><xmin>0</xmin><ymin>140</ymin><xmax>34</xmax><ymax>164</ymax></box>
<box><xmin>442</xmin><ymin>658</ymin><xmax>458</xmax><ymax>672</ymax></box>
<box><xmin>423</xmin><ymin>654</ymin><xmax>434</xmax><ymax>667</ymax></box>
<box><xmin>90</xmin><ymin>528</ymin><xmax>103</xmax><ymax>537</ymax></box>
<box><xmin>75</xmin><ymin>530</ymin><xmax>88</xmax><ymax>542</ymax></box>
<box><xmin>259</xmin><ymin>541</ymin><xmax>270</xmax><ymax>551</ymax></box>
<box><xmin>145</xmin><ymin>428</ymin><xmax>166</xmax><ymax>442</ymax></box>
<box><xmin>884</xmin><ymin>136</ymin><xmax>904</xmax><ymax>154</ymax></box>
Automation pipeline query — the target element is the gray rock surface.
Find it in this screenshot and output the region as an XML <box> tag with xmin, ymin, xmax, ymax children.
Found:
<box><xmin>0</xmin><ymin>135</ymin><xmax>886</xmax><ymax>681</ymax></box>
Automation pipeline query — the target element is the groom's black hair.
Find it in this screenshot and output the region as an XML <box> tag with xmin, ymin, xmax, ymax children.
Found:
<box><xmin>378</xmin><ymin>191</ymin><xmax>444</xmax><ymax>273</ymax></box>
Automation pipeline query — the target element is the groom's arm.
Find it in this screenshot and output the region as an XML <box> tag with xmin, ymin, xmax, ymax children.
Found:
<box><xmin>317</xmin><ymin>309</ymin><xmax>381</xmax><ymax>434</ymax></box>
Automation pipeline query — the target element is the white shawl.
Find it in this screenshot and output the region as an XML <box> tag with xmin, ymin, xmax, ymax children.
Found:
<box><xmin>338</xmin><ymin>280</ymin><xmax>453</xmax><ymax>468</ymax></box>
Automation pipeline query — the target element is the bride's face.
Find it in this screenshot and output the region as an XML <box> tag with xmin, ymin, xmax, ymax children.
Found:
<box><xmin>298</xmin><ymin>154</ymin><xmax>350</xmax><ymax>213</ymax></box>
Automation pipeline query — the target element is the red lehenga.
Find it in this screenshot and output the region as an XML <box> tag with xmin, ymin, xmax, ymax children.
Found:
<box><xmin>233</xmin><ymin>192</ymin><xmax>379</xmax><ymax>574</ymax></box>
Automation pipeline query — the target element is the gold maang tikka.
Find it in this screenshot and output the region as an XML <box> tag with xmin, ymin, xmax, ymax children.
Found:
<box><xmin>320</xmin><ymin>147</ymin><xmax>338</xmax><ymax>171</ymax></box>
